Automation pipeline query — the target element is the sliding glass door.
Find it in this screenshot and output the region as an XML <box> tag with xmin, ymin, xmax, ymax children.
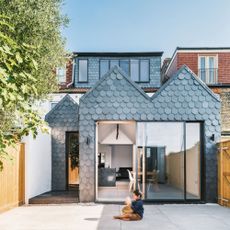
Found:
<box><xmin>136</xmin><ymin>122</ymin><xmax>202</xmax><ymax>201</ymax></box>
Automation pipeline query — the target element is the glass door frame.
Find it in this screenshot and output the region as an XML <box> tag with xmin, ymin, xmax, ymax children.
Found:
<box><xmin>134</xmin><ymin>121</ymin><xmax>205</xmax><ymax>203</ymax></box>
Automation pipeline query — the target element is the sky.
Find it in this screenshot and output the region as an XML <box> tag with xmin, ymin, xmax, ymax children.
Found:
<box><xmin>61</xmin><ymin>0</ymin><xmax>230</xmax><ymax>58</ymax></box>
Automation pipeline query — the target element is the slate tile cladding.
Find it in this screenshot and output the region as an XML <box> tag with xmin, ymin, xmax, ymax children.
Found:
<box><xmin>79</xmin><ymin>65</ymin><xmax>220</xmax><ymax>202</ymax></box>
<box><xmin>74</xmin><ymin>56</ymin><xmax>161</xmax><ymax>89</ymax></box>
<box><xmin>45</xmin><ymin>95</ymin><xmax>79</xmax><ymax>190</ymax></box>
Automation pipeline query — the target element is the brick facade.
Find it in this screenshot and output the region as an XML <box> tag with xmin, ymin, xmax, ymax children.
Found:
<box><xmin>166</xmin><ymin>50</ymin><xmax>230</xmax><ymax>84</ymax></box>
<box><xmin>164</xmin><ymin>48</ymin><xmax>230</xmax><ymax>134</ymax></box>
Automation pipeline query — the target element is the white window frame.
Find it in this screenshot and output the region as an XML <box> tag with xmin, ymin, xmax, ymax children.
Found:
<box><xmin>198</xmin><ymin>55</ymin><xmax>218</xmax><ymax>84</ymax></box>
<box><xmin>56</xmin><ymin>66</ymin><xmax>66</xmax><ymax>83</ymax></box>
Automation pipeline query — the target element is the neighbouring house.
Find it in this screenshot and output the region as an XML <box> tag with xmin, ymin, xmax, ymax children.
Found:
<box><xmin>162</xmin><ymin>47</ymin><xmax>230</xmax><ymax>137</ymax></box>
<box><xmin>43</xmin><ymin>52</ymin><xmax>221</xmax><ymax>203</ymax></box>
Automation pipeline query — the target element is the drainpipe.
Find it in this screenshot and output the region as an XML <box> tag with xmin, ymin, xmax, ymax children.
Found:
<box><xmin>66</xmin><ymin>58</ymin><xmax>75</xmax><ymax>88</ymax></box>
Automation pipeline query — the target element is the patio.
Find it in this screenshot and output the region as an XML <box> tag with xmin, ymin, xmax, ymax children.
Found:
<box><xmin>0</xmin><ymin>204</ymin><xmax>230</xmax><ymax>230</ymax></box>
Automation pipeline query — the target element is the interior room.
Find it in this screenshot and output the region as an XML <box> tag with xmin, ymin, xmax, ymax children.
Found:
<box><xmin>137</xmin><ymin>122</ymin><xmax>201</xmax><ymax>200</ymax></box>
<box><xmin>97</xmin><ymin>121</ymin><xmax>136</xmax><ymax>201</ymax></box>
<box><xmin>96</xmin><ymin>121</ymin><xmax>201</xmax><ymax>201</ymax></box>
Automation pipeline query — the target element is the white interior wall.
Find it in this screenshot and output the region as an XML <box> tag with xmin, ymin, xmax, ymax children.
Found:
<box><xmin>111</xmin><ymin>145</ymin><xmax>132</xmax><ymax>170</ymax></box>
<box><xmin>98</xmin><ymin>144</ymin><xmax>112</xmax><ymax>168</ymax></box>
<box><xmin>23</xmin><ymin>129</ymin><xmax>52</xmax><ymax>204</ymax></box>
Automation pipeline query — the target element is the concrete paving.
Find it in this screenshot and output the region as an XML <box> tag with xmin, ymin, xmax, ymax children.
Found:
<box><xmin>0</xmin><ymin>204</ymin><xmax>230</xmax><ymax>230</ymax></box>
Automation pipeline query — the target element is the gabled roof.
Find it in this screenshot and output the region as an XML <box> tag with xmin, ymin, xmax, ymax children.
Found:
<box><xmin>80</xmin><ymin>65</ymin><xmax>151</xmax><ymax>103</ymax></box>
<box><xmin>45</xmin><ymin>94</ymin><xmax>79</xmax><ymax>122</ymax></box>
<box><xmin>152</xmin><ymin>65</ymin><xmax>220</xmax><ymax>102</ymax></box>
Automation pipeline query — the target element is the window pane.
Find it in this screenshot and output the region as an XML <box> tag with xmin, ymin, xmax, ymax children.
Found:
<box><xmin>79</xmin><ymin>60</ymin><xmax>88</xmax><ymax>82</ymax></box>
<box><xmin>100</xmin><ymin>60</ymin><xmax>109</xmax><ymax>78</ymax></box>
<box><xmin>137</xmin><ymin>122</ymin><xmax>184</xmax><ymax>200</ymax></box>
<box><xmin>186</xmin><ymin>123</ymin><xmax>200</xmax><ymax>200</ymax></box>
<box><xmin>56</xmin><ymin>67</ymin><xmax>66</xmax><ymax>83</ymax></box>
<box><xmin>209</xmin><ymin>57</ymin><xmax>215</xmax><ymax>83</ymax></box>
<box><xmin>110</xmin><ymin>60</ymin><xmax>119</xmax><ymax>68</ymax></box>
<box><xmin>140</xmin><ymin>60</ymin><xmax>149</xmax><ymax>82</ymax></box>
<box><xmin>119</xmin><ymin>60</ymin><xmax>129</xmax><ymax>75</ymax></box>
<box><xmin>130</xmin><ymin>59</ymin><xmax>139</xmax><ymax>81</ymax></box>
<box><xmin>200</xmin><ymin>57</ymin><xmax>206</xmax><ymax>82</ymax></box>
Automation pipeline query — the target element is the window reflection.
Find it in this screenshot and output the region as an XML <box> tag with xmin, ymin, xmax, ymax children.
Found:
<box><xmin>137</xmin><ymin>122</ymin><xmax>185</xmax><ymax>200</ymax></box>
<box><xmin>186</xmin><ymin>123</ymin><xmax>200</xmax><ymax>199</ymax></box>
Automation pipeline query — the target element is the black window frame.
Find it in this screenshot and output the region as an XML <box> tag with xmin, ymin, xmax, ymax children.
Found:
<box><xmin>78</xmin><ymin>59</ymin><xmax>88</xmax><ymax>83</ymax></box>
<box><xmin>98</xmin><ymin>58</ymin><xmax>150</xmax><ymax>83</ymax></box>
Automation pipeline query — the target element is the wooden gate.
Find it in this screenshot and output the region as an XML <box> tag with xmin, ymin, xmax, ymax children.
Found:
<box><xmin>0</xmin><ymin>143</ymin><xmax>25</xmax><ymax>213</ymax></box>
<box><xmin>218</xmin><ymin>140</ymin><xmax>230</xmax><ymax>207</ymax></box>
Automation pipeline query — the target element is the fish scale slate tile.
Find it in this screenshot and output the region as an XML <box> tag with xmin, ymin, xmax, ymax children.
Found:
<box><xmin>45</xmin><ymin>95</ymin><xmax>79</xmax><ymax>190</ymax></box>
<box><xmin>46</xmin><ymin>63</ymin><xmax>221</xmax><ymax>203</ymax></box>
<box><xmin>76</xmin><ymin>65</ymin><xmax>221</xmax><ymax>202</ymax></box>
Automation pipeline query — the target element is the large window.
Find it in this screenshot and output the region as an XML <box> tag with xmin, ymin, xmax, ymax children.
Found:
<box><xmin>137</xmin><ymin>122</ymin><xmax>202</xmax><ymax>201</ymax></box>
<box><xmin>185</xmin><ymin>123</ymin><xmax>201</xmax><ymax>199</ymax></box>
<box><xmin>198</xmin><ymin>56</ymin><xmax>218</xmax><ymax>84</ymax></box>
<box><xmin>78</xmin><ymin>59</ymin><xmax>88</xmax><ymax>82</ymax></box>
<box><xmin>99</xmin><ymin>58</ymin><xmax>150</xmax><ymax>82</ymax></box>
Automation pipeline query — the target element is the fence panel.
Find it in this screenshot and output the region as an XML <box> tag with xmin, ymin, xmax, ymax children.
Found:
<box><xmin>0</xmin><ymin>143</ymin><xmax>25</xmax><ymax>213</ymax></box>
<box><xmin>218</xmin><ymin>140</ymin><xmax>230</xmax><ymax>207</ymax></box>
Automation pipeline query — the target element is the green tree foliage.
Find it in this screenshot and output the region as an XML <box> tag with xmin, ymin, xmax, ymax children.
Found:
<box><xmin>0</xmin><ymin>0</ymin><xmax>68</xmax><ymax>170</ymax></box>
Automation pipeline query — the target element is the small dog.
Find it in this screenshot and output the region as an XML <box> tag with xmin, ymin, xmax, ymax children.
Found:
<box><xmin>121</xmin><ymin>196</ymin><xmax>133</xmax><ymax>214</ymax></box>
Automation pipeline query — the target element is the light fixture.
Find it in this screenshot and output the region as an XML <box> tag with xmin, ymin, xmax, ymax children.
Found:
<box><xmin>86</xmin><ymin>136</ymin><xmax>90</xmax><ymax>145</ymax></box>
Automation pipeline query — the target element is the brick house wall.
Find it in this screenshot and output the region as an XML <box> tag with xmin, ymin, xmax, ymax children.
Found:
<box><xmin>58</xmin><ymin>59</ymin><xmax>73</xmax><ymax>89</ymax></box>
<box><xmin>164</xmin><ymin>49</ymin><xmax>230</xmax><ymax>134</ymax></box>
<box><xmin>166</xmin><ymin>51</ymin><xmax>230</xmax><ymax>84</ymax></box>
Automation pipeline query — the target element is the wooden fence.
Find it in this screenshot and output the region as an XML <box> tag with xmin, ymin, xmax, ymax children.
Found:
<box><xmin>218</xmin><ymin>140</ymin><xmax>230</xmax><ymax>207</ymax></box>
<box><xmin>0</xmin><ymin>143</ymin><xmax>25</xmax><ymax>213</ymax></box>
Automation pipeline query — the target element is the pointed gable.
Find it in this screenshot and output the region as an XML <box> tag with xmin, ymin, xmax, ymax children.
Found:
<box><xmin>45</xmin><ymin>94</ymin><xmax>79</xmax><ymax>127</ymax></box>
<box><xmin>151</xmin><ymin>65</ymin><xmax>221</xmax><ymax>121</ymax></box>
<box><xmin>79</xmin><ymin>65</ymin><xmax>153</xmax><ymax>121</ymax></box>
<box><xmin>80</xmin><ymin>65</ymin><xmax>150</xmax><ymax>103</ymax></box>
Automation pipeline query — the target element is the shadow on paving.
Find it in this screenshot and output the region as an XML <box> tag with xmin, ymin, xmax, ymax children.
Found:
<box><xmin>96</xmin><ymin>204</ymin><xmax>174</xmax><ymax>230</ymax></box>
<box><xmin>96</xmin><ymin>204</ymin><xmax>230</xmax><ymax>230</ymax></box>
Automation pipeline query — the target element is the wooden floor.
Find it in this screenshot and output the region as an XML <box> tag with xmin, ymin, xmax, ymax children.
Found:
<box><xmin>29</xmin><ymin>185</ymin><xmax>79</xmax><ymax>204</ymax></box>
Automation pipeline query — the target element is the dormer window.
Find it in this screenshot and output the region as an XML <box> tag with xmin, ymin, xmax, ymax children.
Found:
<box><xmin>198</xmin><ymin>55</ymin><xmax>218</xmax><ymax>84</ymax></box>
<box><xmin>99</xmin><ymin>58</ymin><xmax>150</xmax><ymax>82</ymax></box>
<box><xmin>56</xmin><ymin>66</ymin><xmax>66</xmax><ymax>83</ymax></box>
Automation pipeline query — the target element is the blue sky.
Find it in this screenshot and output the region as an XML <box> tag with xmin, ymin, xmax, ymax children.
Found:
<box><xmin>61</xmin><ymin>0</ymin><xmax>230</xmax><ymax>58</ymax></box>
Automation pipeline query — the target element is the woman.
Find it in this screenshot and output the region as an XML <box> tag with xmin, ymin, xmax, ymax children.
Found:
<box><xmin>113</xmin><ymin>190</ymin><xmax>144</xmax><ymax>221</ymax></box>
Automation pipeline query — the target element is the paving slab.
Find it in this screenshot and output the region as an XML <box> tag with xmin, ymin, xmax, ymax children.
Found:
<box><xmin>0</xmin><ymin>204</ymin><xmax>230</xmax><ymax>230</ymax></box>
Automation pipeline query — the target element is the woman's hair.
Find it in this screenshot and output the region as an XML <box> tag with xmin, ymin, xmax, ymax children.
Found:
<box><xmin>133</xmin><ymin>190</ymin><xmax>142</xmax><ymax>198</ymax></box>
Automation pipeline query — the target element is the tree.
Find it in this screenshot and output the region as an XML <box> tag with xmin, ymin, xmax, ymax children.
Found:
<box><xmin>0</xmin><ymin>0</ymin><xmax>68</xmax><ymax>170</ymax></box>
